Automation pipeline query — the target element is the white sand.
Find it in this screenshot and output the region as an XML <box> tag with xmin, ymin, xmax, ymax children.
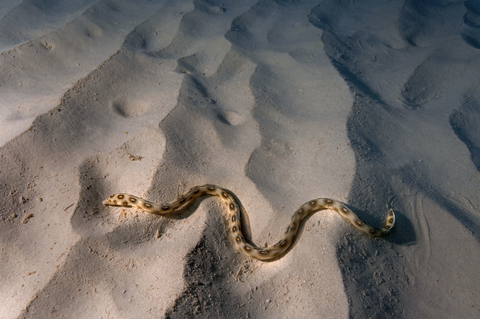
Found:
<box><xmin>1</xmin><ymin>0</ymin><xmax>479</xmax><ymax>318</ymax></box>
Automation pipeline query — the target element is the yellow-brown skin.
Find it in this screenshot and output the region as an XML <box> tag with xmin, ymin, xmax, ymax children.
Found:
<box><xmin>103</xmin><ymin>185</ymin><xmax>395</xmax><ymax>261</ymax></box>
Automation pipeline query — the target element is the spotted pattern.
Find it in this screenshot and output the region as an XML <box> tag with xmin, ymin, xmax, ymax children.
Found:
<box><xmin>103</xmin><ymin>185</ymin><xmax>395</xmax><ymax>261</ymax></box>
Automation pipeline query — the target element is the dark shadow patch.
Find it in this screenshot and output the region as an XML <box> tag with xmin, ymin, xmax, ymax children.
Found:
<box><xmin>461</xmin><ymin>33</ymin><xmax>480</xmax><ymax>49</ymax></box>
<box><xmin>337</xmin><ymin>234</ymin><xmax>407</xmax><ymax>319</ymax></box>
<box><xmin>318</xmin><ymin>31</ymin><xmax>387</xmax><ymax>107</ymax></box>
<box><xmin>69</xmin><ymin>158</ymin><xmax>109</xmax><ymax>237</ymax></box>
<box><xmin>339</xmin><ymin>95</ymin><xmax>414</xmax><ymax>317</ymax></box>
<box><xmin>165</xmin><ymin>213</ymin><xmax>244</xmax><ymax>318</ymax></box>
<box><xmin>450</xmin><ymin>99</ymin><xmax>480</xmax><ymax>172</ymax></box>
<box><xmin>463</xmin><ymin>0</ymin><xmax>480</xmax><ymax>28</ymax></box>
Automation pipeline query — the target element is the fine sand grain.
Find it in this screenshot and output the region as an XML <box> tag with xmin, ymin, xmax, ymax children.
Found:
<box><xmin>1</xmin><ymin>0</ymin><xmax>479</xmax><ymax>318</ymax></box>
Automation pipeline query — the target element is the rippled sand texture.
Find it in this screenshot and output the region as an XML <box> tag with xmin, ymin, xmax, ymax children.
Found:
<box><xmin>1</xmin><ymin>0</ymin><xmax>480</xmax><ymax>318</ymax></box>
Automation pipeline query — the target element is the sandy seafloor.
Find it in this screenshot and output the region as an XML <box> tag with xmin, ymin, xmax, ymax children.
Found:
<box><xmin>1</xmin><ymin>0</ymin><xmax>480</xmax><ymax>318</ymax></box>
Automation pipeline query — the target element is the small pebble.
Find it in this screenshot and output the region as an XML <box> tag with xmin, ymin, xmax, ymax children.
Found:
<box><xmin>22</xmin><ymin>213</ymin><xmax>33</xmax><ymax>224</ymax></box>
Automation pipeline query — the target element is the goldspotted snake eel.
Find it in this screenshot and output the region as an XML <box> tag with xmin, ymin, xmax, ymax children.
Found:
<box><xmin>103</xmin><ymin>185</ymin><xmax>395</xmax><ymax>261</ymax></box>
